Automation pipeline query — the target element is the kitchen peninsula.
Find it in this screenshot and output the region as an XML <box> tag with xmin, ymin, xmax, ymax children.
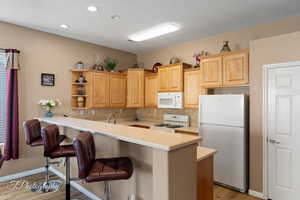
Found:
<box><xmin>38</xmin><ymin>116</ymin><xmax>201</xmax><ymax>200</ymax></box>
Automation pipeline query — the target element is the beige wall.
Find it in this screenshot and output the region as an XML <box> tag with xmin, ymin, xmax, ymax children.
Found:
<box><xmin>249</xmin><ymin>31</ymin><xmax>300</xmax><ymax>192</ymax></box>
<box><xmin>0</xmin><ymin>22</ymin><xmax>137</xmax><ymax>176</ymax></box>
<box><xmin>138</xmin><ymin>16</ymin><xmax>300</xmax><ymax>67</ymax></box>
<box><xmin>137</xmin><ymin>16</ymin><xmax>300</xmax><ymax>192</ymax></box>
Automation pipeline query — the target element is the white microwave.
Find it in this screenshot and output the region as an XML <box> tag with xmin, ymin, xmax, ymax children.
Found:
<box><xmin>157</xmin><ymin>92</ymin><xmax>183</xmax><ymax>109</ymax></box>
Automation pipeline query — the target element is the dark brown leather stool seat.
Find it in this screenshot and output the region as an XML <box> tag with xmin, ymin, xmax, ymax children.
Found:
<box><xmin>86</xmin><ymin>157</ymin><xmax>133</xmax><ymax>182</ymax></box>
<box><xmin>73</xmin><ymin>132</ymin><xmax>133</xmax><ymax>200</ymax></box>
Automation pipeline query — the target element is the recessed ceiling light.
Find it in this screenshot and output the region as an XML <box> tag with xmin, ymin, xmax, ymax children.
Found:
<box><xmin>60</xmin><ymin>24</ymin><xmax>69</xmax><ymax>29</ymax></box>
<box><xmin>111</xmin><ymin>15</ymin><xmax>121</xmax><ymax>20</ymax></box>
<box><xmin>128</xmin><ymin>23</ymin><xmax>180</xmax><ymax>42</ymax></box>
<box><xmin>88</xmin><ymin>6</ymin><xmax>98</xmax><ymax>12</ymax></box>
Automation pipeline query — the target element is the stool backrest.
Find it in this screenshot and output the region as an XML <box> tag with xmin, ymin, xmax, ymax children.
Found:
<box><xmin>23</xmin><ymin>119</ymin><xmax>42</xmax><ymax>145</ymax></box>
<box><xmin>41</xmin><ymin>125</ymin><xmax>60</xmax><ymax>157</ymax></box>
<box><xmin>73</xmin><ymin>132</ymin><xmax>96</xmax><ymax>179</ymax></box>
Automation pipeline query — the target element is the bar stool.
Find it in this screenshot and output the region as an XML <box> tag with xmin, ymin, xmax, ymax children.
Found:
<box><xmin>23</xmin><ymin>119</ymin><xmax>66</xmax><ymax>193</ymax></box>
<box><xmin>73</xmin><ymin>132</ymin><xmax>133</xmax><ymax>200</ymax></box>
<box><xmin>41</xmin><ymin>124</ymin><xmax>76</xmax><ymax>200</ymax></box>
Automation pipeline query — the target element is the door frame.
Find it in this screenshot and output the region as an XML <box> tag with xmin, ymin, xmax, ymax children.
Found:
<box><xmin>262</xmin><ymin>61</ymin><xmax>300</xmax><ymax>199</ymax></box>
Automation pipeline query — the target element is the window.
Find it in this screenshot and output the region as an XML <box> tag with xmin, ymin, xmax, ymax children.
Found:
<box><xmin>0</xmin><ymin>53</ymin><xmax>7</xmax><ymax>143</ymax></box>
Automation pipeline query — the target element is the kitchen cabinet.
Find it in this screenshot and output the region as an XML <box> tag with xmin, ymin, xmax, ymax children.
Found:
<box><xmin>145</xmin><ymin>73</ymin><xmax>158</xmax><ymax>107</ymax></box>
<box><xmin>184</xmin><ymin>68</ymin><xmax>207</xmax><ymax>108</ymax></box>
<box><xmin>92</xmin><ymin>72</ymin><xmax>110</xmax><ymax>107</ymax></box>
<box><xmin>109</xmin><ymin>73</ymin><xmax>127</xmax><ymax>107</ymax></box>
<box><xmin>158</xmin><ymin>63</ymin><xmax>190</xmax><ymax>92</ymax></box>
<box><xmin>201</xmin><ymin>55</ymin><xmax>223</xmax><ymax>88</ymax></box>
<box><xmin>127</xmin><ymin>69</ymin><xmax>145</xmax><ymax>108</ymax></box>
<box><xmin>201</xmin><ymin>49</ymin><xmax>249</xmax><ymax>88</ymax></box>
<box><xmin>222</xmin><ymin>49</ymin><xmax>249</xmax><ymax>87</ymax></box>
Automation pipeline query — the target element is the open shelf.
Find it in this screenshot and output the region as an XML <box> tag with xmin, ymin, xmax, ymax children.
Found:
<box><xmin>72</xmin><ymin>83</ymin><xmax>88</xmax><ymax>85</ymax></box>
<box><xmin>72</xmin><ymin>95</ymin><xmax>88</xmax><ymax>97</ymax></box>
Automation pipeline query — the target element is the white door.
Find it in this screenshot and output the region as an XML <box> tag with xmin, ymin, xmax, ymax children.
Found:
<box><xmin>267</xmin><ymin>64</ymin><xmax>300</xmax><ymax>200</ymax></box>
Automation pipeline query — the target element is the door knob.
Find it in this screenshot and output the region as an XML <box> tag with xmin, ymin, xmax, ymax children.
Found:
<box><xmin>269</xmin><ymin>139</ymin><xmax>280</xmax><ymax>144</ymax></box>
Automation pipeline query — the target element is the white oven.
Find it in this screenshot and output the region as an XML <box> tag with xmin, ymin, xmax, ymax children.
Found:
<box><xmin>157</xmin><ymin>92</ymin><xmax>183</xmax><ymax>109</ymax></box>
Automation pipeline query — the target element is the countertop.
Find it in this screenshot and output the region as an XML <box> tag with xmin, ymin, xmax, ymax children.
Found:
<box><xmin>197</xmin><ymin>146</ymin><xmax>217</xmax><ymax>161</ymax></box>
<box><xmin>38</xmin><ymin>117</ymin><xmax>201</xmax><ymax>151</ymax></box>
<box><xmin>118</xmin><ymin>120</ymin><xmax>199</xmax><ymax>135</ymax></box>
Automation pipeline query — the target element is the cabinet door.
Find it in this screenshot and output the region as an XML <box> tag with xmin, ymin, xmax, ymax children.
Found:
<box><xmin>110</xmin><ymin>73</ymin><xmax>126</xmax><ymax>107</ymax></box>
<box><xmin>145</xmin><ymin>74</ymin><xmax>158</xmax><ymax>107</ymax></box>
<box><xmin>201</xmin><ymin>56</ymin><xmax>223</xmax><ymax>88</ymax></box>
<box><xmin>223</xmin><ymin>50</ymin><xmax>249</xmax><ymax>87</ymax></box>
<box><xmin>184</xmin><ymin>69</ymin><xmax>207</xmax><ymax>108</ymax></box>
<box><xmin>127</xmin><ymin>70</ymin><xmax>144</xmax><ymax>107</ymax></box>
<box><xmin>92</xmin><ymin>72</ymin><xmax>109</xmax><ymax>107</ymax></box>
<box><xmin>169</xmin><ymin>64</ymin><xmax>183</xmax><ymax>91</ymax></box>
<box><xmin>158</xmin><ymin>67</ymin><xmax>169</xmax><ymax>92</ymax></box>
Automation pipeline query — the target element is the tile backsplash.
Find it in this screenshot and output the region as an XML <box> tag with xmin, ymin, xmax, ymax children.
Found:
<box><xmin>136</xmin><ymin>108</ymin><xmax>198</xmax><ymax>127</ymax></box>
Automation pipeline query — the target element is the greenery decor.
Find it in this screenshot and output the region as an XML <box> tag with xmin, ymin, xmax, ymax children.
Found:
<box><xmin>104</xmin><ymin>57</ymin><xmax>118</xmax><ymax>72</ymax></box>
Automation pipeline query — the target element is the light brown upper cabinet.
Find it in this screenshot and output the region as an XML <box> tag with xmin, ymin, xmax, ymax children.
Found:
<box><xmin>201</xmin><ymin>49</ymin><xmax>249</xmax><ymax>88</ymax></box>
<box><xmin>184</xmin><ymin>68</ymin><xmax>207</xmax><ymax>108</ymax></box>
<box><xmin>222</xmin><ymin>49</ymin><xmax>249</xmax><ymax>87</ymax></box>
<box><xmin>127</xmin><ymin>69</ymin><xmax>145</xmax><ymax>108</ymax></box>
<box><xmin>145</xmin><ymin>73</ymin><xmax>158</xmax><ymax>107</ymax></box>
<box><xmin>92</xmin><ymin>72</ymin><xmax>110</xmax><ymax>107</ymax></box>
<box><xmin>109</xmin><ymin>73</ymin><xmax>127</xmax><ymax>107</ymax></box>
<box><xmin>158</xmin><ymin>63</ymin><xmax>191</xmax><ymax>92</ymax></box>
<box><xmin>201</xmin><ymin>55</ymin><xmax>223</xmax><ymax>88</ymax></box>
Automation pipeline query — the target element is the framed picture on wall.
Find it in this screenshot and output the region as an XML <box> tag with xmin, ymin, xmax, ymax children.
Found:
<box><xmin>41</xmin><ymin>73</ymin><xmax>55</xmax><ymax>86</ymax></box>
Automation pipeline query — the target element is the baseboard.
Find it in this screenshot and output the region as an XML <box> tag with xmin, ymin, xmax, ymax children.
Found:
<box><xmin>0</xmin><ymin>168</ymin><xmax>45</xmax><ymax>182</ymax></box>
<box><xmin>248</xmin><ymin>190</ymin><xmax>266</xmax><ymax>199</ymax></box>
<box><xmin>49</xmin><ymin>166</ymin><xmax>102</xmax><ymax>200</ymax></box>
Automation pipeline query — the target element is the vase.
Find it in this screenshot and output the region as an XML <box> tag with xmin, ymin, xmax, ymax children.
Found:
<box><xmin>220</xmin><ymin>41</ymin><xmax>231</xmax><ymax>53</ymax></box>
<box><xmin>45</xmin><ymin>111</ymin><xmax>54</xmax><ymax>118</ymax></box>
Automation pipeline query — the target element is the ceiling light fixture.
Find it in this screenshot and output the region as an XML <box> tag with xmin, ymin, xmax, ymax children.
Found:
<box><xmin>128</xmin><ymin>23</ymin><xmax>180</xmax><ymax>42</ymax></box>
<box><xmin>111</xmin><ymin>15</ymin><xmax>121</xmax><ymax>20</ymax></box>
<box><xmin>88</xmin><ymin>6</ymin><xmax>98</xmax><ymax>12</ymax></box>
<box><xmin>60</xmin><ymin>24</ymin><xmax>69</xmax><ymax>29</ymax></box>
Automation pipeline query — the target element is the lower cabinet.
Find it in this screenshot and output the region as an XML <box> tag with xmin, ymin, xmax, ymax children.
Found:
<box><xmin>145</xmin><ymin>73</ymin><xmax>158</xmax><ymax>107</ymax></box>
<box><xmin>184</xmin><ymin>69</ymin><xmax>207</xmax><ymax>108</ymax></box>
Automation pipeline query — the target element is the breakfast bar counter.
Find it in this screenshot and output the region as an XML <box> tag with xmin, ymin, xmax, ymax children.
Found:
<box><xmin>38</xmin><ymin>116</ymin><xmax>200</xmax><ymax>200</ymax></box>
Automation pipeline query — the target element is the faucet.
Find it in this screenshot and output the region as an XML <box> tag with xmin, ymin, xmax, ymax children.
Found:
<box><xmin>106</xmin><ymin>113</ymin><xmax>117</xmax><ymax>124</ymax></box>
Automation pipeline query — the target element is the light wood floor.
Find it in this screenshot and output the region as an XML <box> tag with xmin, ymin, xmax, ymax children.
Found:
<box><xmin>0</xmin><ymin>173</ymin><xmax>261</xmax><ymax>200</ymax></box>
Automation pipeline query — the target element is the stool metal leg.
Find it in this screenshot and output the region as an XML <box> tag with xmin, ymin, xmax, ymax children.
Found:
<box><xmin>66</xmin><ymin>157</ymin><xmax>71</xmax><ymax>200</ymax></box>
<box><xmin>30</xmin><ymin>157</ymin><xmax>63</xmax><ymax>194</ymax></box>
<box><xmin>104</xmin><ymin>181</ymin><xmax>112</xmax><ymax>200</ymax></box>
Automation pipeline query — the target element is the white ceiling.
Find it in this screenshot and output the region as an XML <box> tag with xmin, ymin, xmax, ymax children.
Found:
<box><xmin>1</xmin><ymin>0</ymin><xmax>300</xmax><ymax>54</ymax></box>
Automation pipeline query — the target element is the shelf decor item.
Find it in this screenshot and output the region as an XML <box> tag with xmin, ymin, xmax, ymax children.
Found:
<box><xmin>220</xmin><ymin>41</ymin><xmax>231</xmax><ymax>53</ymax></box>
<box><xmin>77</xmin><ymin>96</ymin><xmax>85</xmax><ymax>108</ymax></box>
<box><xmin>152</xmin><ymin>62</ymin><xmax>162</xmax><ymax>73</ymax></box>
<box><xmin>38</xmin><ymin>99</ymin><xmax>62</xmax><ymax>117</ymax></box>
<box><xmin>76</xmin><ymin>75</ymin><xmax>87</xmax><ymax>83</ymax></box>
<box><xmin>169</xmin><ymin>57</ymin><xmax>181</xmax><ymax>64</ymax></box>
<box><xmin>104</xmin><ymin>57</ymin><xmax>118</xmax><ymax>72</ymax></box>
<box><xmin>193</xmin><ymin>51</ymin><xmax>208</xmax><ymax>67</ymax></box>
<box><xmin>75</xmin><ymin>61</ymin><xmax>84</xmax><ymax>69</ymax></box>
<box><xmin>41</xmin><ymin>73</ymin><xmax>55</xmax><ymax>86</ymax></box>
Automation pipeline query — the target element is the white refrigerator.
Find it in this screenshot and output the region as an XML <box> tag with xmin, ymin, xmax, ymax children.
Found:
<box><xmin>199</xmin><ymin>94</ymin><xmax>248</xmax><ymax>192</ymax></box>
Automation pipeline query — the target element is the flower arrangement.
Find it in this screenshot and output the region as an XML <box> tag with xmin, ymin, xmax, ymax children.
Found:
<box><xmin>193</xmin><ymin>51</ymin><xmax>208</xmax><ymax>67</ymax></box>
<box><xmin>38</xmin><ymin>99</ymin><xmax>62</xmax><ymax>117</ymax></box>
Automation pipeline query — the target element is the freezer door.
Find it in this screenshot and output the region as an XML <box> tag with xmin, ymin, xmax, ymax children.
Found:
<box><xmin>200</xmin><ymin>124</ymin><xmax>247</xmax><ymax>192</ymax></box>
<box><xmin>200</xmin><ymin>95</ymin><xmax>245</xmax><ymax>127</ymax></box>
